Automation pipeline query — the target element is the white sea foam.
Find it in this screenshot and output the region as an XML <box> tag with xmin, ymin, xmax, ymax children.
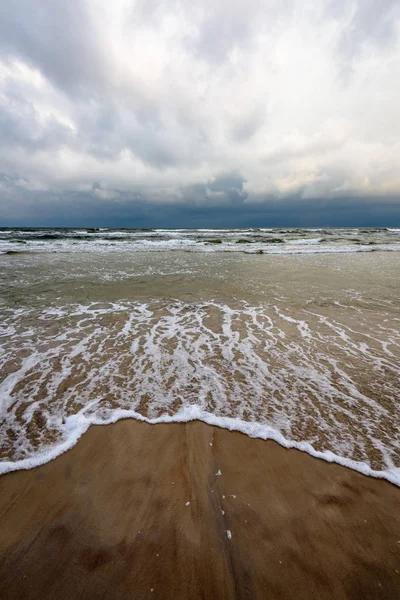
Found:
<box><xmin>1</xmin><ymin>226</ymin><xmax>400</xmax><ymax>256</ymax></box>
<box><xmin>1</xmin><ymin>405</ymin><xmax>399</xmax><ymax>486</ymax></box>
<box><xmin>1</xmin><ymin>243</ymin><xmax>399</xmax><ymax>256</ymax></box>
<box><xmin>0</xmin><ymin>299</ymin><xmax>399</xmax><ymax>484</ymax></box>
<box><xmin>286</xmin><ymin>237</ymin><xmax>322</xmax><ymax>245</ymax></box>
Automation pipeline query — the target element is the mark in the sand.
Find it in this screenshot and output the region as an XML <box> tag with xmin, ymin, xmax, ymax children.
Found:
<box><xmin>317</xmin><ymin>493</ymin><xmax>352</xmax><ymax>508</ymax></box>
<box><xmin>47</xmin><ymin>524</ymin><xmax>72</xmax><ymax>545</ymax></box>
<box><xmin>80</xmin><ymin>548</ymin><xmax>112</xmax><ymax>571</ymax></box>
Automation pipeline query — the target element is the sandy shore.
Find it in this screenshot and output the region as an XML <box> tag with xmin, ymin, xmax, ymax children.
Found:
<box><xmin>0</xmin><ymin>420</ymin><xmax>399</xmax><ymax>599</ymax></box>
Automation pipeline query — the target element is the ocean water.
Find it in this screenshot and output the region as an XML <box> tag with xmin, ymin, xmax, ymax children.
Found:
<box><xmin>0</xmin><ymin>228</ymin><xmax>399</xmax><ymax>484</ymax></box>
<box><xmin>1</xmin><ymin>226</ymin><xmax>400</xmax><ymax>256</ymax></box>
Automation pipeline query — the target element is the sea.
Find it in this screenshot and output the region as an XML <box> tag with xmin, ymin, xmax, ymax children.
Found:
<box><xmin>0</xmin><ymin>227</ymin><xmax>399</xmax><ymax>484</ymax></box>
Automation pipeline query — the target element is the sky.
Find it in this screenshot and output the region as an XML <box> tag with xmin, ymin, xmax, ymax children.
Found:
<box><xmin>0</xmin><ymin>0</ymin><xmax>399</xmax><ymax>227</ymax></box>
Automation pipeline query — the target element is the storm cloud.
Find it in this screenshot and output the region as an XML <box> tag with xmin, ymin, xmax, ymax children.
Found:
<box><xmin>0</xmin><ymin>0</ymin><xmax>399</xmax><ymax>226</ymax></box>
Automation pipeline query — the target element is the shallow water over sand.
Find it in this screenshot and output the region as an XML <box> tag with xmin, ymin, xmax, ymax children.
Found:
<box><xmin>0</xmin><ymin>251</ymin><xmax>399</xmax><ymax>483</ymax></box>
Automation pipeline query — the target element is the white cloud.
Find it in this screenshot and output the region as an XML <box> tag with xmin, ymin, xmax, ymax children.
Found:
<box><xmin>93</xmin><ymin>188</ymin><xmax>121</xmax><ymax>200</ymax></box>
<box><xmin>0</xmin><ymin>0</ymin><xmax>399</xmax><ymax>210</ymax></box>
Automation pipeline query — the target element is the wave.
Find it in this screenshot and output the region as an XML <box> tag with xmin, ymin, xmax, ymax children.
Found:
<box><xmin>0</xmin><ymin>225</ymin><xmax>399</xmax><ymax>257</ymax></box>
<box><xmin>1</xmin><ymin>406</ymin><xmax>399</xmax><ymax>486</ymax></box>
<box><xmin>1</xmin><ymin>300</ymin><xmax>399</xmax><ymax>484</ymax></box>
<box><xmin>286</xmin><ymin>237</ymin><xmax>322</xmax><ymax>245</ymax></box>
<box><xmin>1</xmin><ymin>244</ymin><xmax>399</xmax><ymax>256</ymax></box>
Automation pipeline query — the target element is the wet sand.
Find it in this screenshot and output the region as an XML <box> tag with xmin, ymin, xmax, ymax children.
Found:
<box><xmin>0</xmin><ymin>420</ymin><xmax>399</xmax><ymax>599</ymax></box>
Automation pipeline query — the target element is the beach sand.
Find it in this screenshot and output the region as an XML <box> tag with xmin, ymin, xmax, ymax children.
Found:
<box><xmin>0</xmin><ymin>420</ymin><xmax>399</xmax><ymax>599</ymax></box>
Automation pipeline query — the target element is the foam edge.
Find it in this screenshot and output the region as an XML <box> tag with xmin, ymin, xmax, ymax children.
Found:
<box><xmin>1</xmin><ymin>405</ymin><xmax>399</xmax><ymax>487</ymax></box>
